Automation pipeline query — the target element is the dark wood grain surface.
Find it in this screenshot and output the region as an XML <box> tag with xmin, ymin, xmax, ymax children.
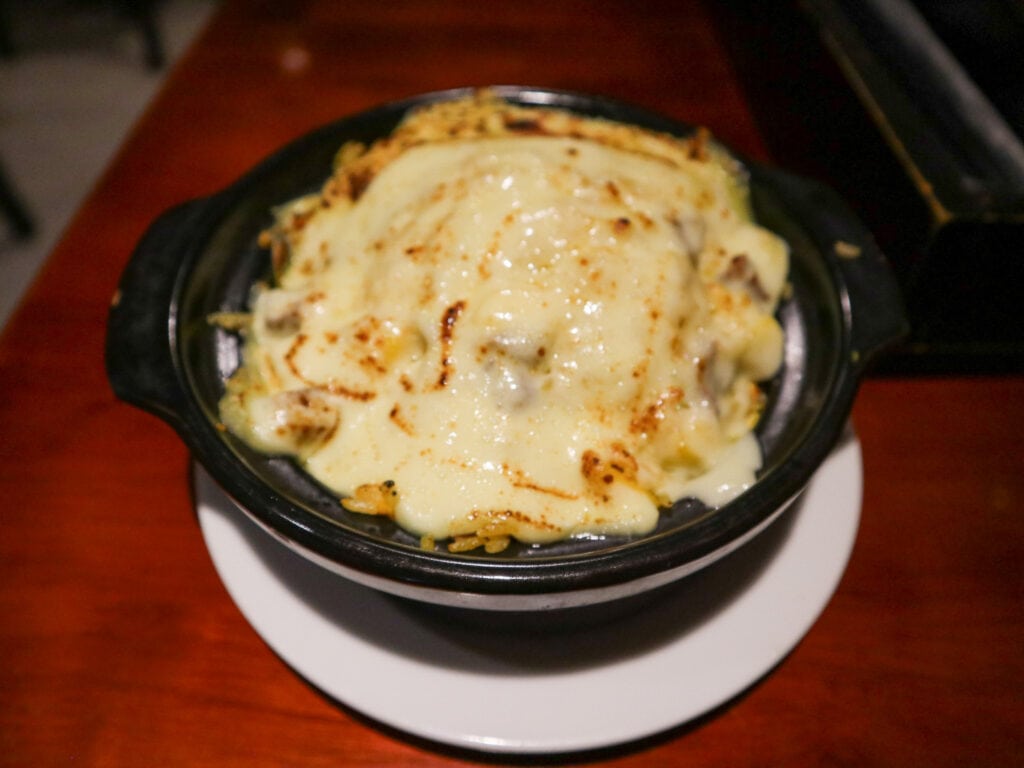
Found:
<box><xmin>1</xmin><ymin>1</ymin><xmax>1021</xmax><ymax>764</ymax></box>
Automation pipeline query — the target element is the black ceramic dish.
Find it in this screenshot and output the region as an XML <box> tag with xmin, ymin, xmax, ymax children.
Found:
<box><xmin>107</xmin><ymin>86</ymin><xmax>906</xmax><ymax>611</ymax></box>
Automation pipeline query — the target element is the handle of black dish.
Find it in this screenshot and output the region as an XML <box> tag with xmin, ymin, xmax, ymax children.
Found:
<box><xmin>820</xmin><ymin>185</ymin><xmax>910</xmax><ymax>368</ymax></box>
<box><xmin>762</xmin><ymin>167</ymin><xmax>910</xmax><ymax>368</ymax></box>
<box><xmin>105</xmin><ymin>199</ymin><xmax>208</xmax><ymax>430</ymax></box>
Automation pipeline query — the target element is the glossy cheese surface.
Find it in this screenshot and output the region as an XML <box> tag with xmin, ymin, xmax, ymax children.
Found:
<box><xmin>219</xmin><ymin>97</ymin><xmax>788</xmax><ymax>552</ymax></box>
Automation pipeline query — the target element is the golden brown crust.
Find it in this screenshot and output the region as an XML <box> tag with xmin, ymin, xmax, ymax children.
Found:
<box><xmin>341</xmin><ymin>480</ymin><xmax>399</xmax><ymax>516</ymax></box>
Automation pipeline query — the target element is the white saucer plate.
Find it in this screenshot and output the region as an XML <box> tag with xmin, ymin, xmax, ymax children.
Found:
<box><xmin>196</xmin><ymin>430</ymin><xmax>861</xmax><ymax>754</ymax></box>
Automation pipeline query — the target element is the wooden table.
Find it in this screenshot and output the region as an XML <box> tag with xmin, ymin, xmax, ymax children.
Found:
<box><xmin>2</xmin><ymin>1</ymin><xmax>1021</xmax><ymax>764</ymax></box>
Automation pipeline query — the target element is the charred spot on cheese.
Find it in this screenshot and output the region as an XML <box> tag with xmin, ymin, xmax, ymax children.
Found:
<box><xmin>581</xmin><ymin>444</ymin><xmax>639</xmax><ymax>502</ymax></box>
<box><xmin>435</xmin><ymin>300</ymin><xmax>466</xmax><ymax>389</ymax></box>
<box><xmin>218</xmin><ymin>91</ymin><xmax>789</xmax><ymax>552</ymax></box>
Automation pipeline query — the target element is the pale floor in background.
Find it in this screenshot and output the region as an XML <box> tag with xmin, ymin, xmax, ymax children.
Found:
<box><xmin>0</xmin><ymin>0</ymin><xmax>217</xmax><ymax>329</ymax></box>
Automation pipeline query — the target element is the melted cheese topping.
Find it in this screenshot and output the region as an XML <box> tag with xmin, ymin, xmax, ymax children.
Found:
<box><xmin>219</xmin><ymin>95</ymin><xmax>788</xmax><ymax>552</ymax></box>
